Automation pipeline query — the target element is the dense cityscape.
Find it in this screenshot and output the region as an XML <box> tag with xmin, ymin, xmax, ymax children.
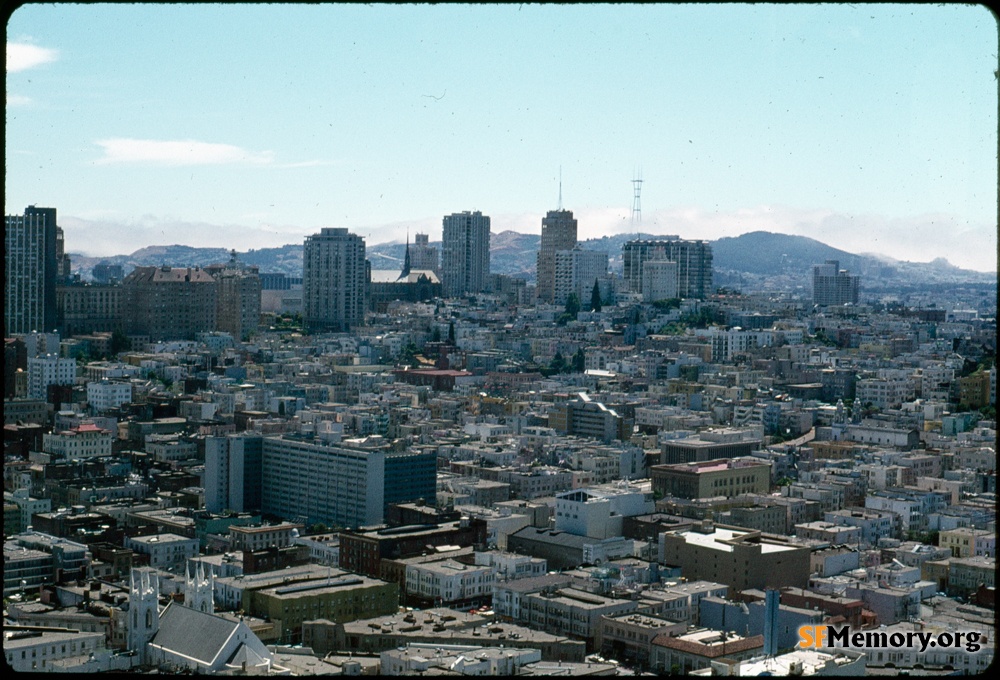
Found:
<box><xmin>3</xmin><ymin>202</ymin><xmax>996</xmax><ymax>676</ymax></box>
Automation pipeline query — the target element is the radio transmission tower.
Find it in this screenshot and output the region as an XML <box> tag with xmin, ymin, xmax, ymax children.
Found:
<box><xmin>631</xmin><ymin>168</ymin><xmax>643</xmax><ymax>231</ymax></box>
<box><xmin>558</xmin><ymin>166</ymin><xmax>563</xmax><ymax>210</ymax></box>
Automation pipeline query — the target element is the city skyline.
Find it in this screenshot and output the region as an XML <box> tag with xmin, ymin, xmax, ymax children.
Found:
<box><xmin>6</xmin><ymin>4</ymin><xmax>998</xmax><ymax>272</ymax></box>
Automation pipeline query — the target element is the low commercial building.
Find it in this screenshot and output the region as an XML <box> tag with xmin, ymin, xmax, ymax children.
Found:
<box><xmin>809</xmin><ymin>545</ymin><xmax>861</xmax><ymax>578</ymax></box>
<box><xmin>229</xmin><ymin>521</ymin><xmax>303</xmax><ymax>552</ymax></box>
<box><xmin>125</xmin><ymin>507</ymin><xmax>197</xmax><ymax>537</ymax></box>
<box><xmin>42</xmin><ymin>422</ymin><xmax>114</xmax><ymax>459</ymax></box>
<box><xmin>124</xmin><ymin>533</ymin><xmax>199</xmax><ymax>571</ymax></box>
<box><xmin>597</xmin><ymin>612</ymin><xmax>685</xmax><ymax>667</ymax></box>
<box><xmin>380</xmin><ymin>643</ymin><xmax>541</xmax><ymax>676</ymax></box>
<box><xmin>405</xmin><ymin>558</ymin><xmax>494</xmax><ymax>609</ymax></box>
<box><xmin>507</xmin><ymin>526</ymin><xmax>634</xmax><ymax>571</ymax></box>
<box><xmin>213</xmin><ymin>564</ymin><xmax>331</xmax><ymax>613</ymax></box>
<box><xmin>719</xmin><ymin>504</ymin><xmax>786</xmax><ymax>535</ymax></box>
<box><xmin>548</xmin><ymin>393</ymin><xmax>628</xmax><ymax>443</ymax></box>
<box><xmin>822</xmin><ymin>508</ymin><xmax>897</xmax><ymax>548</ymax></box>
<box><xmin>4</xmin><ymin>543</ymin><xmax>55</xmax><ymax>597</ymax></box>
<box><xmin>554</xmin><ymin>483</ymin><xmax>654</xmax><ymax>539</ymax></box>
<box><xmin>305</xmin><ymin>606</ymin><xmax>586</xmax><ymax>662</ymax></box>
<box><xmin>939</xmin><ymin>527</ymin><xmax>995</xmax><ymax>558</ymax></box>
<box><xmin>292</xmin><ymin>532</ymin><xmax>340</xmax><ymax>566</ymax></box>
<box><xmin>493</xmin><ymin>574</ymin><xmax>577</xmax><ymax>622</ymax></box>
<box><xmin>778</xmin><ymin>587</ymin><xmax>865</xmax><ymax>630</ymax></box>
<box><xmin>634</xmin><ymin>581</ymin><xmax>730</xmax><ymax>626</ymax></box>
<box><xmin>947</xmin><ymin>555</ymin><xmax>996</xmax><ymax>597</ymax></box>
<box><xmin>473</xmin><ymin>550</ymin><xmax>547</xmax><ymax>580</ymax></box>
<box><xmin>794</xmin><ymin>521</ymin><xmax>862</xmax><ymax>546</ymax></box>
<box><xmin>4</xmin><ymin>532</ymin><xmax>89</xmax><ymax>595</ymax></box>
<box><xmin>338</xmin><ymin>517</ymin><xmax>488</xmax><ymax>580</ymax></box>
<box><xmin>659</xmin><ymin>430</ymin><xmax>762</xmax><ymax>465</ymax></box>
<box><xmin>517</xmin><ymin>586</ymin><xmax>638</xmax><ymax>648</ymax></box>
<box><xmin>651</xmin><ymin>458</ymin><xmax>771</xmax><ymax>501</ymax></box>
<box><xmin>249</xmin><ymin>572</ymin><xmax>399</xmax><ymax>644</ymax></box>
<box><xmin>7</xmin><ymin>488</ymin><xmax>51</xmax><ymax>534</ymax></box>
<box><xmin>710</xmin><ymin>648</ymin><xmax>866</xmax><ymax>677</ymax></box>
<box><xmin>651</xmin><ymin>628</ymin><xmax>764</xmax><ymax>674</ymax></box>
<box><xmin>700</xmin><ymin>594</ymin><xmax>824</xmax><ymax>652</ymax></box>
<box><xmin>4</xmin><ymin>627</ymin><xmax>130</xmax><ymax>673</ymax></box>
<box><xmin>659</xmin><ymin>522</ymin><xmax>811</xmax><ymax>592</ymax></box>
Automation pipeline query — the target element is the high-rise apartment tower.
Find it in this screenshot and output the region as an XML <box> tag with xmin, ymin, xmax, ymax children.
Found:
<box><xmin>303</xmin><ymin>228</ymin><xmax>367</xmax><ymax>332</ymax></box>
<box><xmin>553</xmin><ymin>246</ymin><xmax>609</xmax><ymax>308</ymax></box>
<box><xmin>441</xmin><ymin>211</ymin><xmax>490</xmax><ymax>297</ymax></box>
<box><xmin>121</xmin><ymin>266</ymin><xmax>218</xmax><ymax>341</ymax></box>
<box><xmin>536</xmin><ymin>209</ymin><xmax>578</xmax><ymax>304</ymax></box>
<box><xmin>205</xmin><ymin>251</ymin><xmax>262</xmax><ymax>341</ymax></box>
<box><xmin>5</xmin><ymin>205</ymin><xmax>60</xmax><ymax>335</ymax></box>
<box><xmin>812</xmin><ymin>260</ymin><xmax>859</xmax><ymax>306</ymax></box>
<box><xmin>622</xmin><ymin>238</ymin><xmax>713</xmax><ymax>299</ymax></box>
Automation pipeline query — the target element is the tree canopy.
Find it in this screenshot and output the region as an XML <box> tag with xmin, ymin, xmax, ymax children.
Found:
<box><xmin>590</xmin><ymin>280</ymin><xmax>602</xmax><ymax>312</ymax></box>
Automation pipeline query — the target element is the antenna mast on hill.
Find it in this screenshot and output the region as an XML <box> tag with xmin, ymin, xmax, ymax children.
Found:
<box><xmin>631</xmin><ymin>167</ymin><xmax>643</xmax><ymax>236</ymax></box>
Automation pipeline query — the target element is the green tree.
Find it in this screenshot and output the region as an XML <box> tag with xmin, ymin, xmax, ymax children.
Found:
<box><xmin>565</xmin><ymin>293</ymin><xmax>580</xmax><ymax>316</ymax></box>
<box><xmin>550</xmin><ymin>351</ymin><xmax>567</xmax><ymax>374</ymax></box>
<box><xmin>558</xmin><ymin>293</ymin><xmax>581</xmax><ymax>325</ymax></box>
<box><xmin>590</xmin><ymin>280</ymin><xmax>602</xmax><ymax>312</ymax></box>
<box><xmin>431</xmin><ymin>325</ymin><xmax>441</xmax><ymax>342</ymax></box>
<box><xmin>572</xmin><ymin>348</ymin><xmax>586</xmax><ymax>372</ymax></box>
<box><xmin>399</xmin><ymin>342</ymin><xmax>421</xmax><ymax>368</ymax></box>
<box><xmin>651</xmin><ymin>298</ymin><xmax>682</xmax><ymax>311</ymax></box>
<box><xmin>657</xmin><ymin>321</ymin><xmax>687</xmax><ymax>335</ymax></box>
<box><xmin>110</xmin><ymin>329</ymin><xmax>129</xmax><ymax>355</ymax></box>
<box><xmin>448</xmin><ymin>321</ymin><xmax>456</xmax><ymax>344</ymax></box>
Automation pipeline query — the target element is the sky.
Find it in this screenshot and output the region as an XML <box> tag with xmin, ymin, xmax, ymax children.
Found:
<box><xmin>6</xmin><ymin>3</ymin><xmax>998</xmax><ymax>272</ymax></box>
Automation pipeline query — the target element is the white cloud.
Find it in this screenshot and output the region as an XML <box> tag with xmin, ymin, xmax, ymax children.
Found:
<box><xmin>60</xmin><ymin>215</ymin><xmax>306</xmax><ymax>257</ymax></box>
<box><xmin>93</xmin><ymin>138</ymin><xmax>274</xmax><ymax>166</ymax></box>
<box><xmin>6</xmin><ymin>93</ymin><xmax>33</xmax><ymax>106</ymax></box>
<box><xmin>276</xmin><ymin>159</ymin><xmax>337</xmax><ymax>169</ymax></box>
<box><xmin>6</xmin><ymin>42</ymin><xmax>58</xmax><ymax>72</ymax></box>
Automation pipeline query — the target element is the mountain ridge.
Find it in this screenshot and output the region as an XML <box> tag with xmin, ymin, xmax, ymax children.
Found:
<box><xmin>69</xmin><ymin>230</ymin><xmax>996</xmax><ymax>289</ymax></box>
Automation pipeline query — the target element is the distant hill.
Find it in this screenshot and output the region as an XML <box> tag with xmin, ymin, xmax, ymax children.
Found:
<box><xmin>489</xmin><ymin>230</ymin><xmax>540</xmax><ymax>279</ymax></box>
<box><xmin>71</xmin><ymin>244</ymin><xmax>306</xmax><ymax>278</ymax></box>
<box><xmin>712</xmin><ymin>231</ymin><xmax>867</xmax><ymax>275</ymax></box>
<box><xmin>70</xmin><ymin>231</ymin><xmax>995</xmax><ymax>289</ymax></box>
<box><xmin>710</xmin><ymin>232</ymin><xmax>994</xmax><ymax>288</ymax></box>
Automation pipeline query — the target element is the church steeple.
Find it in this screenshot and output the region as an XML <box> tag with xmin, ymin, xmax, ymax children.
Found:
<box><xmin>399</xmin><ymin>229</ymin><xmax>411</xmax><ymax>280</ymax></box>
<box><xmin>128</xmin><ymin>568</ymin><xmax>160</xmax><ymax>662</ymax></box>
<box><xmin>185</xmin><ymin>561</ymin><xmax>214</xmax><ymax>614</ymax></box>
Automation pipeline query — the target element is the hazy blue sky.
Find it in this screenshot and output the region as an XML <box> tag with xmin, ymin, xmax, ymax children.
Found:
<box><xmin>6</xmin><ymin>3</ymin><xmax>998</xmax><ymax>271</ymax></box>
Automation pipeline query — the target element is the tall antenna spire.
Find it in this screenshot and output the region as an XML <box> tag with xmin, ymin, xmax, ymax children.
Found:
<box><xmin>558</xmin><ymin>166</ymin><xmax>563</xmax><ymax>211</ymax></box>
<box><xmin>631</xmin><ymin>167</ymin><xmax>643</xmax><ymax>235</ymax></box>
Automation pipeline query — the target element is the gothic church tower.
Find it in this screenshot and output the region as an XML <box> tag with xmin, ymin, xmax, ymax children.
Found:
<box><xmin>185</xmin><ymin>561</ymin><xmax>214</xmax><ymax>614</ymax></box>
<box><xmin>127</xmin><ymin>568</ymin><xmax>160</xmax><ymax>661</ymax></box>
